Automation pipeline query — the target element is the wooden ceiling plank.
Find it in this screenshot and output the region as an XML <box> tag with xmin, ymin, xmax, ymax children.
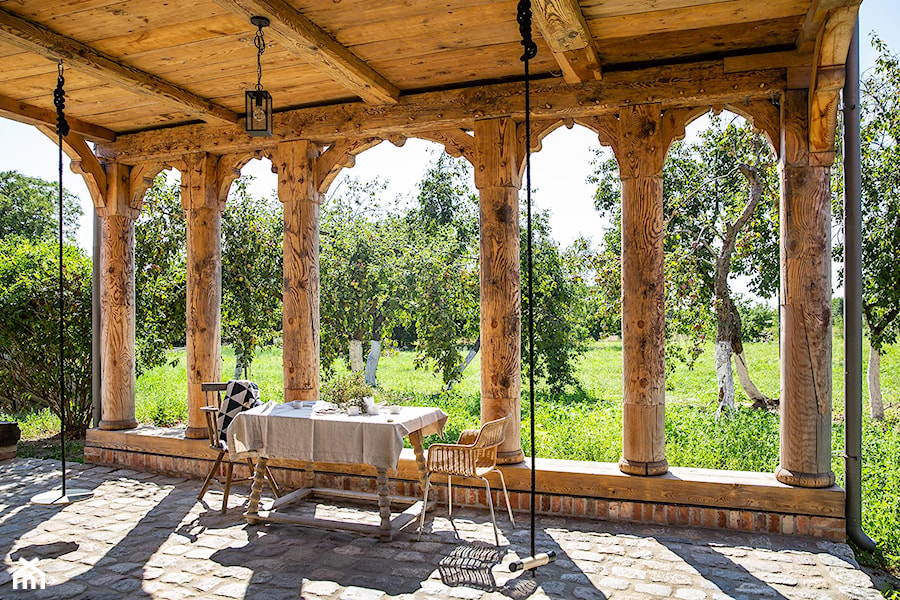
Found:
<box><xmin>584</xmin><ymin>0</ymin><xmax>808</xmax><ymax>41</ymax></box>
<box><xmin>212</xmin><ymin>0</ymin><xmax>400</xmax><ymax>104</ymax></box>
<box><xmin>0</xmin><ymin>93</ymin><xmax>116</xmax><ymax>142</ymax></box>
<box><xmin>534</xmin><ymin>0</ymin><xmax>602</xmax><ymax>83</ymax></box>
<box><xmin>0</xmin><ymin>6</ymin><xmax>238</xmax><ymax>124</ymax></box>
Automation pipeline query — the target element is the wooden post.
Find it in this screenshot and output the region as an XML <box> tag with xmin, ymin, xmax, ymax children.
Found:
<box><xmin>275</xmin><ymin>140</ymin><xmax>321</xmax><ymax>402</ymax></box>
<box><xmin>775</xmin><ymin>89</ymin><xmax>835</xmax><ymax>488</ymax></box>
<box><xmin>474</xmin><ymin>118</ymin><xmax>523</xmax><ymax>464</ymax></box>
<box><xmin>607</xmin><ymin>105</ymin><xmax>668</xmax><ymax>476</ymax></box>
<box><xmin>182</xmin><ymin>153</ymin><xmax>223</xmax><ymax>439</ymax></box>
<box><xmin>98</xmin><ymin>162</ymin><xmax>138</xmax><ymax>430</ymax></box>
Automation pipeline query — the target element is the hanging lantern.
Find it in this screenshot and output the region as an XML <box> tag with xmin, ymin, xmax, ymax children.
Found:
<box><xmin>245</xmin><ymin>16</ymin><xmax>273</xmax><ymax>137</ymax></box>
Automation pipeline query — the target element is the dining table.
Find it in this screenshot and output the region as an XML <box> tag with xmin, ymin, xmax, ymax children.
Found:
<box><xmin>228</xmin><ymin>401</ymin><xmax>448</xmax><ymax>540</ymax></box>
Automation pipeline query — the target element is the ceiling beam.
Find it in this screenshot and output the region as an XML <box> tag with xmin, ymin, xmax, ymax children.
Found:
<box><xmin>533</xmin><ymin>0</ymin><xmax>602</xmax><ymax>83</ymax></box>
<box><xmin>96</xmin><ymin>59</ymin><xmax>785</xmax><ymax>164</ymax></box>
<box><xmin>213</xmin><ymin>0</ymin><xmax>399</xmax><ymax>104</ymax></box>
<box><xmin>0</xmin><ymin>6</ymin><xmax>238</xmax><ymax>125</ymax></box>
<box><xmin>796</xmin><ymin>0</ymin><xmax>861</xmax><ymax>54</ymax></box>
<box><xmin>0</xmin><ymin>94</ymin><xmax>116</xmax><ymax>142</ymax></box>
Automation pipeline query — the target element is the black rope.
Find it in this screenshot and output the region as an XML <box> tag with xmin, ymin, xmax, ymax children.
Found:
<box><xmin>54</xmin><ymin>61</ymin><xmax>68</xmax><ymax>495</ymax></box>
<box><xmin>517</xmin><ymin>0</ymin><xmax>537</xmax><ymax>571</ymax></box>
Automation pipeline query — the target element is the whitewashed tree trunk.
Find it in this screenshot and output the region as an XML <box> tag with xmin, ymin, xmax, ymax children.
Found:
<box><xmin>867</xmin><ymin>340</ymin><xmax>884</xmax><ymax>420</ymax></box>
<box><xmin>447</xmin><ymin>335</ymin><xmax>481</xmax><ymax>390</ymax></box>
<box><xmin>715</xmin><ymin>341</ymin><xmax>735</xmax><ymax>415</ymax></box>
<box><xmin>364</xmin><ymin>340</ymin><xmax>381</xmax><ymax>386</ymax></box>
<box><xmin>734</xmin><ymin>351</ymin><xmax>767</xmax><ymax>404</ymax></box>
<box><xmin>349</xmin><ymin>340</ymin><xmax>364</xmax><ymax>373</ymax></box>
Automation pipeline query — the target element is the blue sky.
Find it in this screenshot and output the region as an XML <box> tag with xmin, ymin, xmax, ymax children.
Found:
<box><xmin>1</xmin><ymin>0</ymin><xmax>897</xmax><ymax>255</ymax></box>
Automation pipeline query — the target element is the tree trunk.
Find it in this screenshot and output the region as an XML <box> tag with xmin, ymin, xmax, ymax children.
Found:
<box><xmin>867</xmin><ymin>340</ymin><xmax>884</xmax><ymax>420</ymax></box>
<box><xmin>447</xmin><ymin>335</ymin><xmax>481</xmax><ymax>390</ymax></box>
<box><xmin>713</xmin><ymin>164</ymin><xmax>771</xmax><ymax>415</ymax></box>
<box><xmin>365</xmin><ymin>340</ymin><xmax>381</xmax><ymax>386</ymax></box>
<box><xmin>734</xmin><ymin>350</ymin><xmax>770</xmax><ymax>407</ymax></box>
<box><xmin>714</xmin><ymin>341</ymin><xmax>735</xmax><ymax>416</ymax></box>
<box><xmin>349</xmin><ymin>340</ymin><xmax>364</xmax><ymax>373</ymax></box>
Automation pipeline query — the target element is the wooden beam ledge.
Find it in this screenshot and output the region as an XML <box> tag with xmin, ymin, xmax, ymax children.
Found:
<box><xmin>0</xmin><ymin>94</ymin><xmax>116</xmax><ymax>142</ymax></box>
<box><xmin>85</xmin><ymin>426</ymin><xmax>845</xmax><ymax>521</ymax></box>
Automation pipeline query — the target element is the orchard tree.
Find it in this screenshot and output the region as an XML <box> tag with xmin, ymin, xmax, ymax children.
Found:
<box><xmin>834</xmin><ymin>36</ymin><xmax>900</xmax><ymax>420</ymax></box>
<box><xmin>221</xmin><ymin>177</ymin><xmax>283</xmax><ymax>377</ymax></box>
<box><xmin>319</xmin><ymin>178</ymin><xmax>406</xmax><ymax>385</ymax></box>
<box><xmin>521</xmin><ymin>209</ymin><xmax>588</xmax><ymax>389</ymax></box>
<box><xmin>404</xmin><ymin>154</ymin><xmax>480</xmax><ymax>386</ymax></box>
<box><xmin>134</xmin><ymin>174</ymin><xmax>186</xmax><ymax>373</ymax></box>
<box><xmin>591</xmin><ymin>116</ymin><xmax>780</xmax><ymax>413</ymax></box>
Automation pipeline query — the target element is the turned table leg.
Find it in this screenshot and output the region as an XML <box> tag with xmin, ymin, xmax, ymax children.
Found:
<box><xmin>376</xmin><ymin>467</ymin><xmax>392</xmax><ymax>541</ymax></box>
<box><xmin>409</xmin><ymin>430</ymin><xmax>428</xmax><ymax>494</ymax></box>
<box><xmin>245</xmin><ymin>456</ymin><xmax>268</xmax><ymax>525</ymax></box>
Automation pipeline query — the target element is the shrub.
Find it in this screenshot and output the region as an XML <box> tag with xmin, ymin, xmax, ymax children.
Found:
<box><xmin>736</xmin><ymin>298</ymin><xmax>777</xmax><ymax>343</ymax></box>
<box><xmin>0</xmin><ymin>239</ymin><xmax>93</xmax><ymax>437</ymax></box>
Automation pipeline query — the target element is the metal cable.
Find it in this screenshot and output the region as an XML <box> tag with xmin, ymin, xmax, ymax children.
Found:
<box><xmin>516</xmin><ymin>0</ymin><xmax>537</xmax><ymax>569</ymax></box>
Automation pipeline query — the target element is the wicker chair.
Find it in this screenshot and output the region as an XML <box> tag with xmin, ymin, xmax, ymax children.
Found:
<box><xmin>418</xmin><ymin>415</ymin><xmax>515</xmax><ymax>545</ymax></box>
<box><xmin>197</xmin><ymin>382</ymin><xmax>280</xmax><ymax>513</ymax></box>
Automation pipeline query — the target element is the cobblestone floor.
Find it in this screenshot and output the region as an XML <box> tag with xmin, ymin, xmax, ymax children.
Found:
<box><xmin>0</xmin><ymin>458</ymin><xmax>886</xmax><ymax>599</ymax></box>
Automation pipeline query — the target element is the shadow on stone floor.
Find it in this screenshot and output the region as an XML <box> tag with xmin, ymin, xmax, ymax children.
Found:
<box><xmin>208</xmin><ymin>497</ymin><xmax>604</xmax><ymax>600</ymax></box>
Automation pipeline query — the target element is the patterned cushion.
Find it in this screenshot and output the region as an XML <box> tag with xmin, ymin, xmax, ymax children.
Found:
<box><xmin>217</xmin><ymin>380</ymin><xmax>261</xmax><ymax>446</ymax></box>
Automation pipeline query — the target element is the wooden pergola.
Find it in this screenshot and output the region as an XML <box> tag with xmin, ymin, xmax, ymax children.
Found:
<box><xmin>0</xmin><ymin>0</ymin><xmax>860</xmax><ymax>533</ymax></box>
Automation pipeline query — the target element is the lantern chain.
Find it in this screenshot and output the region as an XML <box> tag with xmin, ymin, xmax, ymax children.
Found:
<box><xmin>254</xmin><ymin>23</ymin><xmax>267</xmax><ymax>91</ymax></box>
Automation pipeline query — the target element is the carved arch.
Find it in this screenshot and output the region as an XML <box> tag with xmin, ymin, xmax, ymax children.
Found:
<box><xmin>216</xmin><ymin>149</ymin><xmax>272</xmax><ymax>203</ymax></box>
<box><xmin>724</xmin><ymin>100</ymin><xmax>780</xmax><ymax>158</ymax></box>
<box><xmin>129</xmin><ymin>162</ymin><xmax>168</xmax><ymax>211</ymax></box>
<box><xmin>315</xmin><ymin>137</ymin><xmax>382</xmax><ymax>194</ymax></box>
<box><xmin>416</xmin><ymin>129</ymin><xmax>476</xmax><ymax>164</ymax></box>
<box><xmin>516</xmin><ymin>118</ymin><xmax>566</xmax><ymax>179</ymax></box>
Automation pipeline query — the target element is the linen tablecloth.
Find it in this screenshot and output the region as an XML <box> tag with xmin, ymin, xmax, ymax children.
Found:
<box><xmin>228</xmin><ymin>402</ymin><xmax>448</xmax><ymax>471</ymax></box>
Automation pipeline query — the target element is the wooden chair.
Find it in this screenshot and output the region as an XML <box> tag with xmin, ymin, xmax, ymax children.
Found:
<box><xmin>418</xmin><ymin>415</ymin><xmax>515</xmax><ymax>546</ymax></box>
<box><xmin>197</xmin><ymin>382</ymin><xmax>280</xmax><ymax>513</ymax></box>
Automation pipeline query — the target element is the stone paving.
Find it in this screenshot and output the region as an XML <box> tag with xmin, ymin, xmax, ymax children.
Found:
<box><xmin>0</xmin><ymin>458</ymin><xmax>886</xmax><ymax>600</ymax></box>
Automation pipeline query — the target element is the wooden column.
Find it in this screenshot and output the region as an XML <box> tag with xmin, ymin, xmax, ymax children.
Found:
<box><xmin>775</xmin><ymin>89</ymin><xmax>835</xmax><ymax>488</ymax></box>
<box><xmin>474</xmin><ymin>118</ymin><xmax>523</xmax><ymax>464</ymax></box>
<box><xmin>98</xmin><ymin>162</ymin><xmax>138</xmax><ymax>430</ymax></box>
<box><xmin>275</xmin><ymin>140</ymin><xmax>321</xmax><ymax>402</ymax></box>
<box><xmin>182</xmin><ymin>153</ymin><xmax>223</xmax><ymax>439</ymax></box>
<box><xmin>609</xmin><ymin>105</ymin><xmax>668</xmax><ymax>476</ymax></box>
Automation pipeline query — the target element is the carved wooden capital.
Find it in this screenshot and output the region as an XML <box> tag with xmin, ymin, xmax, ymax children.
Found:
<box><xmin>473</xmin><ymin>118</ymin><xmax>519</xmax><ymax>190</ymax></box>
<box><xmin>180</xmin><ymin>152</ymin><xmax>224</xmax><ymax>212</ymax></box>
<box><xmin>273</xmin><ymin>140</ymin><xmax>321</xmax><ymax>204</ymax></box>
<box><xmin>97</xmin><ymin>162</ymin><xmax>139</xmax><ymax>219</ymax></box>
